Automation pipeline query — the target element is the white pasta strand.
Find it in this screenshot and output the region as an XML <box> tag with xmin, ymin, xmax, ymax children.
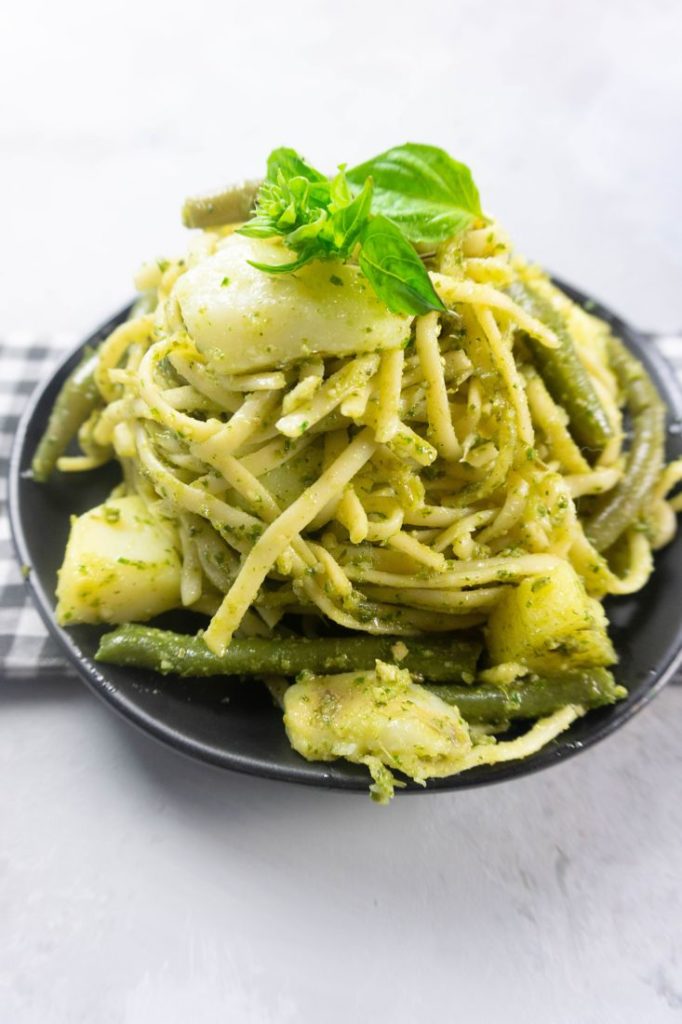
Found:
<box><xmin>374</xmin><ymin>348</ymin><xmax>405</xmax><ymax>443</ymax></box>
<box><xmin>474</xmin><ymin>305</ymin><xmax>534</xmax><ymax>448</ymax></box>
<box><xmin>415</xmin><ymin>312</ymin><xmax>461</xmax><ymax>461</ymax></box>
<box><xmin>276</xmin><ymin>354</ymin><xmax>379</xmax><ymax>437</ymax></box>
<box><xmin>430</xmin><ymin>275</ymin><xmax>559</xmax><ymax>348</ymax></box>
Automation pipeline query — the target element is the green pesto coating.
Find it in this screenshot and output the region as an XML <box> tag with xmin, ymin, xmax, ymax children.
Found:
<box><xmin>585</xmin><ymin>336</ymin><xmax>666</xmax><ymax>552</ymax></box>
<box><xmin>181</xmin><ymin>180</ymin><xmax>261</xmax><ymax>229</ymax></box>
<box><xmin>508</xmin><ymin>281</ymin><xmax>614</xmax><ymax>451</ymax></box>
<box><xmin>31</xmin><ymin>347</ymin><xmax>100</xmax><ymax>483</ymax></box>
<box><xmin>96</xmin><ymin>624</ymin><xmax>481</xmax><ymax>684</ymax></box>
<box><xmin>433</xmin><ymin>667</ymin><xmax>625</xmax><ymax>722</ymax></box>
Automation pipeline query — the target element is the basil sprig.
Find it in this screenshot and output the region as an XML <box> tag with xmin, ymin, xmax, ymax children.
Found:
<box><xmin>239</xmin><ymin>143</ymin><xmax>483</xmax><ymax>316</ymax></box>
<box><xmin>242</xmin><ymin>149</ymin><xmax>374</xmax><ymax>275</ymax></box>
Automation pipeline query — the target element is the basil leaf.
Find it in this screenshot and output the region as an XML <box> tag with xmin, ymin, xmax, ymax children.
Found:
<box><xmin>286</xmin><ymin>220</ymin><xmax>328</xmax><ymax>250</ymax></box>
<box><xmin>348</xmin><ymin>143</ymin><xmax>482</xmax><ymax>244</ymax></box>
<box><xmin>248</xmin><ymin>252</ymin><xmax>315</xmax><ymax>274</ymax></box>
<box><xmin>359</xmin><ymin>216</ymin><xmax>445</xmax><ymax>316</ymax></box>
<box><xmin>238</xmin><ymin>215</ymin><xmax>283</xmax><ymax>239</ymax></box>
<box><xmin>266</xmin><ymin>147</ymin><xmax>325</xmax><ymax>184</ymax></box>
<box><xmin>329</xmin><ymin>175</ymin><xmax>373</xmax><ymax>257</ymax></box>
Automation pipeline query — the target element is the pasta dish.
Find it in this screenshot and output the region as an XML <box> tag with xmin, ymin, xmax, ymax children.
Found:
<box><xmin>33</xmin><ymin>144</ymin><xmax>682</xmax><ymax>800</ymax></box>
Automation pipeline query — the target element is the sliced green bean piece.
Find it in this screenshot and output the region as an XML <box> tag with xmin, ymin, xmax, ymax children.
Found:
<box><xmin>585</xmin><ymin>336</ymin><xmax>666</xmax><ymax>551</ymax></box>
<box><xmin>182</xmin><ymin>180</ymin><xmax>261</xmax><ymax>229</ymax></box>
<box><xmin>508</xmin><ymin>281</ymin><xmax>614</xmax><ymax>451</ymax></box>
<box><xmin>32</xmin><ymin>347</ymin><xmax>101</xmax><ymax>483</ymax></box>
<box><xmin>96</xmin><ymin>624</ymin><xmax>481</xmax><ymax>684</ymax></box>
<box><xmin>433</xmin><ymin>668</ymin><xmax>625</xmax><ymax>722</ymax></box>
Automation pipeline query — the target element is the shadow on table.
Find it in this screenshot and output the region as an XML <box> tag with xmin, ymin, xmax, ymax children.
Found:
<box><xmin>113</xmin><ymin>702</ymin><xmax>401</xmax><ymax>823</ymax></box>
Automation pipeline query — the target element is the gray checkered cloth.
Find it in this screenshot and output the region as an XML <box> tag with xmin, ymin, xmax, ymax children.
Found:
<box><xmin>0</xmin><ymin>334</ymin><xmax>79</xmax><ymax>678</ymax></box>
<box><xmin>1</xmin><ymin>331</ymin><xmax>682</xmax><ymax>681</ymax></box>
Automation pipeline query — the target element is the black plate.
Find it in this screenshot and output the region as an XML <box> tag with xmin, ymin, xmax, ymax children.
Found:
<box><xmin>9</xmin><ymin>283</ymin><xmax>682</xmax><ymax>793</ymax></box>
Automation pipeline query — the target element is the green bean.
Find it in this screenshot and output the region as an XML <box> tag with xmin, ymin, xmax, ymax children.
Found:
<box><xmin>182</xmin><ymin>180</ymin><xmax>261</xmax><ymax>229</ymax></box>
<box><xmin>32</xmin><ymin>347</ymin><xmax>101</xmax><ymax>483</ymax></box>
<box><xmin>433</xmin><ymin>668</ymin><xmax>625</xmax><ymax>722</ymax></box>
<box><xmin>97</xmin><ymin>626</ymin><xmax>624</xmax><ymax>723</ymax></box>
<box><xmin>508</xmin><ymin>281</ymin><xmax>614</xmax><ymax>451</ymax></box>
<box><xmin>96</xmin><ymin>624</ymin><xmax>482</xmax><ymax>683</ymax></box>
<box><xmin>585</xmin><ymin>336</ymin><xmax>666</xmax><ymax>551</ymax></box>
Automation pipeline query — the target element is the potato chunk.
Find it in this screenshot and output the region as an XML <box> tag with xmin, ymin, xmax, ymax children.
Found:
<box><xmin>486</xmin><ymin>561</ymin><xmax>616</xmax><ymax>672</ymax></box>
<box><xmin>56</xmin><ymin>496</ymin><xmax>181</xmax><ymax>625</ymax></box>
<box><xmin>174</xmin><ymin>233</ymin><xmax>413</xmax><ymax>373</ymax></box>
<box><xmin>284</xmin><ymin>661</ymin><xmax>472</xmax><ymax>801</ymax></box>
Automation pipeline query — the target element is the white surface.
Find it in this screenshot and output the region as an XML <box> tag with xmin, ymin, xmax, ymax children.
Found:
<box><xmin>2</xmin><ymin>1</ymin><xmax>682</xmax><ymax>1021</ymax></box>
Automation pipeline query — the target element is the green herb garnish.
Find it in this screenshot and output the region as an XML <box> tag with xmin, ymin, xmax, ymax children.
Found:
<box><xmin>238</xmin><ymin>143</ymin><xmax>483</xmax><ymax>316</ymax></box>
<box><xmin>346</xmin><ymin>143</ymin><xmax>482</xmax><ymax>244</ymax></box>
<box><xmin>359</xmin><ymin>216</ymin><xmax>443</xmax><ymax>317</ymax></box>
<box><xmin>240</xmin><ymin>148</ymin><xmax>373</xmax><ymax>273</ymax></box>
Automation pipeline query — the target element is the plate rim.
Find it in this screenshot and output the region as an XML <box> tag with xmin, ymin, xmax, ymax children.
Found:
<box><xmin>9</xmin><ymin>286</ymin><xmax>682</xmax><ymax>793</ymax></box>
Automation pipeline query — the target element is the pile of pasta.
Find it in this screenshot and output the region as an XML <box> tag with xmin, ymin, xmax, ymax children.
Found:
<box><xmin>46</xmin><ymin>217</ymin><xmax>682</xmax><ymax>799</ymax></box>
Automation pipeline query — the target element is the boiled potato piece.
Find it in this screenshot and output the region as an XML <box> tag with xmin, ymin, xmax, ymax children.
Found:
<box><xmin>486</xmin><ymin>561</ymin><xmax>616</xmax><ymax>672</ymax></box>
<box><xmin>284</xmin><ymin>661</ymin><xmax>472</xmax><ymax>801</ymax></box>
<box><xmin>174</xmin><ymin>233</ymin><xmax>413</xmax><ymax>373</ymax></box>
<box><xmin>56</xmin><ymin>496</ymin><xmax>181</xmax><ymax>625</ymax></box>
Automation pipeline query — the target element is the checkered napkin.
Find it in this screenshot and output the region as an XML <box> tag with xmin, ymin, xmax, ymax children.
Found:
<box><xmin>0</xmin><ymin>334</ymin><xmax>79</xmax><ymax>678</ymax></box>
<box><xmin>1</xmin><ymin>332</ymin><xmax>681</xmax><ymax>681</ymax></box>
